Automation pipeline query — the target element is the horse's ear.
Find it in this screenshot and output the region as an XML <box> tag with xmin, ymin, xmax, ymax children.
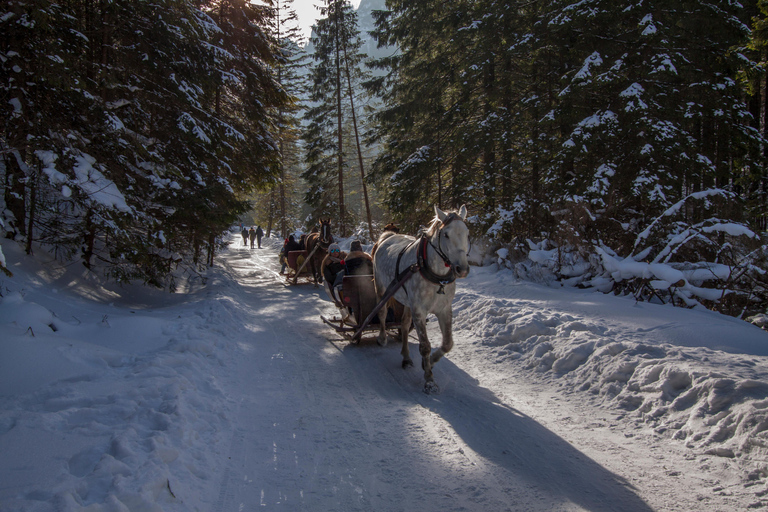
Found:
<box><xmin>459</xmin><ymin>204</ymin><xmax>467</xmax><ymax>220</ymax></box>
<box><xmin>435</xmin><ymin>205</ymin><xmax>447</xmax><ymax>222</ymax></box>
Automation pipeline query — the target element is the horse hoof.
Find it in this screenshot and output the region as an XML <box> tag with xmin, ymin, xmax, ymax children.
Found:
<box><xmin>377</xmin><ymin>335</ymin><xmax>388</xmax><ymax>347</ymax></box>
<box><xmin>423</xmin><ymin>381</ymin><xmax>440</xmax><ymax>394</ymax></box>
<box><xmin>402</xmin><ymin>359</ymin><xmax>413</xmax><ymax>369</ymax></box>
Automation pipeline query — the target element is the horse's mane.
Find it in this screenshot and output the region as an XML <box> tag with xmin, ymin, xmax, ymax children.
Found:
<box><xmin>426</xmin><ymin>210</ymin><xmax>461</xmax><ymax>237</ymax></box>
<box><xmin>426</xmin><ymin>217</ymin><xmax>442</xmax><ymax>237</ymax></box>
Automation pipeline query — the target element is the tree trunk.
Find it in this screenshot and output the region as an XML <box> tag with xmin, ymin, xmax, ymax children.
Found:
<box><xmin>82</xmin><ymin>209</ymin><xmax>95</xmax><ymax>269</ymax></box>
<box><xmin>25</xmin><ymin>165</ymin><xmax>38</xmax><ymax>255</ymax></box>
<box><xmin>483</xmin><ymin>55</ymin><xmax>496</xmax><ymax>211</ymax></box>
<box><xmin>6</xmin><ymin>151</ymin><xmax>27</xmax><ymax>238</ymax></box>
<box><xmin>267</xmin><ymin>189</ymin><xmax>275</xmax><ymax>237</ymax></box>
<box><xmin>334</xmin><ymin>1</ymin><xmax>345</xmax><ymax>236</ymax></box>
<box><xmin>761</xmin><ymin>50</ymin><xmax>767</xmax><ymax>231</ymax></box>
<box><xmin>207</xmin><ymin>233</ymin><xmax>216</xmax><ymax>266</ymax></box>
<box><xmin>342</xmin><ymin>47</ymin><xmax>373</xmax><ymax>241</ymax></box>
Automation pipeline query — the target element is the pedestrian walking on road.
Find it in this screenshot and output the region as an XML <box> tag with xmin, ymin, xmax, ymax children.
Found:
<box><xmin>256</xmin><ymin>226</ymin><xmax>264</xmax><ymax>248</ymax></box>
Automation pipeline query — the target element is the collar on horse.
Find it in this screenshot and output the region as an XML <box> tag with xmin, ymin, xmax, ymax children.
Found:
<box><xmin>417</xmin><ymin>234</ymin><xmax>456</xmax><ymax>294</ymax></box>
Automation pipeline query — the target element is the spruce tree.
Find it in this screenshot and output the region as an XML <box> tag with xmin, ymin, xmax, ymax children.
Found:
<box><xmin>302</xmin><ymin>0</ymin><xmax>368</xmax><ymax>236</ymax></box>
<box><xmin>1</xmin><ymin>0</ymin><xmax>287</xmax><ymax>286</ymax></box>
<box><xmin>269</xmin><ymin>0</ymin><xmax>309</xmax><ymax>238</ymax></box>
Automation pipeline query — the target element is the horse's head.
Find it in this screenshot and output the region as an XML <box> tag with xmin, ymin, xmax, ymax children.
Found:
<box><xmin>319</xmin><ymin>219</ymin><xmax>333</xmax><ymax>244</ymax></box>
<box><xmin>433</xmin><ymin>205</ymin><xmax>470</xmax><ymax>278</ymax></box>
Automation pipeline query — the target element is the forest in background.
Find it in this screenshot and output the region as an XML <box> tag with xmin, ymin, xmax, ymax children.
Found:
<box><xmin>3</xmin><ymin>0</ymin><xmax>768</xmax><ymax>318</ymax></box>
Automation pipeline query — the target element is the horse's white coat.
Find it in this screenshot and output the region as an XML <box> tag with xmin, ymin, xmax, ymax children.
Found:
<box><xmin>373</xmin><ymin>205</ymin><xmax>470</xmax><ymax>393</ymax></box>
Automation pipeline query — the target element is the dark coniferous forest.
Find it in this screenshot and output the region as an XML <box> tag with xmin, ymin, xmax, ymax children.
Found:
<box><xmin>2</xmin><ymin>0</ymin><xmax>768</xmax><ymax>318</ymax></box>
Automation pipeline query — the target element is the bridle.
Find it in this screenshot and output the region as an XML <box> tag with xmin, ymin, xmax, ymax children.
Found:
<box><xmin>318</xmin><ymin>220</ymin><xmax>333</xmax><ymax>249</ymax></box>
<box><xmin>396</xmin><ymin>214</ymin><xmax>469</xmax><ymax>295</ymax></box>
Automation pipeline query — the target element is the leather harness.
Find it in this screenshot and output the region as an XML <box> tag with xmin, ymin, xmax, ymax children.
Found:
<box><xmin>394</xmin><ymin>215</ymin><xmax>460</xmax><ymax>295</ymax></box>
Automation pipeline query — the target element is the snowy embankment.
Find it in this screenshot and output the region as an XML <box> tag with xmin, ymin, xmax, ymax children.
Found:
<box><xmin>453</xmin><ymin>268</ymin><xmax>768</xmax><ymax>480</ymax></box>
<box><xmin>0</xmin><ymin>241</ymin><xmax>238</xmax><ymax>510</ymax></box>
<box><xmin>1</xmin><ymin>234</ymin><xmax>768</xmax><ymax>511</ymax></box>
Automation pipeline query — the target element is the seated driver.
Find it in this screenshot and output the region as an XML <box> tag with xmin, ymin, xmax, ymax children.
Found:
<box><xmin>344</xmin><ymin>240</ymin><xmax>373</xmax><ymax>276</ymax></box>
<box><xmin>322</xmin><ymin>243</ymin><xmax>346</xmax><ymax>304</ymax></box>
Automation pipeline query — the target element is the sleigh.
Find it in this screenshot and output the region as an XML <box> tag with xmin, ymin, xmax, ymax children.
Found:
<box><xmin>284</xmin><ymin>250</ymin><xmax>314</xmax><ymax>284</ymax></box>
<box><xmin>321</xmin><ymin>274</ymin><xmax>412</xmax><ymax>343</ymax></box>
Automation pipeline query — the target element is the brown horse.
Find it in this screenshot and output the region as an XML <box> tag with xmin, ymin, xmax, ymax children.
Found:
<box><xmin>304</xmin><ymin>219</ymin><xmax>333</xmax><ymax>286</ymax></box>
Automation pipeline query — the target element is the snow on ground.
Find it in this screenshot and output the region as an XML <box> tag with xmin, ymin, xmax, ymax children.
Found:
<box><xmin>1</xmin><ymin>233</ymin><xmax>768</xmax><ymax>511</ymax></box>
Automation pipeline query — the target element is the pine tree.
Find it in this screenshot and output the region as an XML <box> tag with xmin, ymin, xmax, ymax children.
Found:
<box><xmin>269</xmin><ymin>0</ymin><xmax>309</xmax><ymax>238</ymax></box>
<box><xmin>1</xmin><ymin>0</ymin><xmax>287</xmax><ymax>286</ymax></box>
<box><xmin>368</xmin><ymin>0</ymin><xmax>765</xmax><ymax>248</ymax></box>
<box><xmin>534</xmin><ymin>1</ymin><xmax>762</xmax><ymax>255</ymax></box>
<box><xmin>302</xmin><ymin>0</ymin><xmax>369</xmax><ymax>236</ymax></box>
<box><xmin>366</xmin><ymin>0</ymin><xmax>461</xmax><ymax>229</ymax></box>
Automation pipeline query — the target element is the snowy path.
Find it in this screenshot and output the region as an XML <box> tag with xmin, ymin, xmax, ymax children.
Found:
<box><xmin>2</xmin><ymin>235</ymin><xmax>765</xmax><ymax>511</ymax></box>
<box><xmin>212</xmin><ymin>241</ymin><xmax>657</xmax><ymax>512</ymax></box>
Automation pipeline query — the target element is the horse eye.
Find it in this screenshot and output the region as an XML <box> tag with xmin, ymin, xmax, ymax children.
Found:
<box><xmin>444</xmin><ymin>233</ymin><xmax>449</xmax><ymax>239</ymax></box>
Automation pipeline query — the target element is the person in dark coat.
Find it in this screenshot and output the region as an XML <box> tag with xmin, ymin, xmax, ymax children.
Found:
<box><xmin>372</xmin><ymin>223</ymin><xmax>400</xmax><ymax>257</ymax></box>
<box><xmin>255</xmin><ymin>226</ymin><xmax>264</xmax><ymax>248</ymax></box>
<box><xmin>248</xmin><ymin>227</ymin><xmax>256</xmax><ymax>248</ymax></box>
<box><xmin>280</xmin><ymin>235</ymin><xmax>302</xmax><ymax>274</ymax></box>
<box><xmin>241</xmin><ymin>227</ymin><xmax>248</xmax><ymax>246</ymax></box>
<box><xmin>344</xmin><ymin>240</ymin><xmax>373</xmax><ymax>276</ymax></box>
<box><xmin>285</xmin><ymin>234</ymin><xmax>301</xmax><ymax>253</ymax></box>
<box><xmin>321</xmin><ymin>243</ymin><xmax>347</xmax><ymax>304</ymax></box>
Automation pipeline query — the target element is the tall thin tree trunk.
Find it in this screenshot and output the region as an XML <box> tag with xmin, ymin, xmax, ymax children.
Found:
<box><xmin>25</xmin><ymin>165</ymin><xmax>38</xmax><ymax>255</ymax></box>
<box><xmin>761</xmin><ymin>50</ymin><xmax>767</xmax><ymax>230</ymax></box>
<box><xmin>435</xmin><ymin>99</ymin><xmax>442</xmax><ymax>208</ymax></box>
<box><xmin>100</xmin><ymin>0</ymin><xmax>109</xmax><ymax>101</ymax></box>
<box><xmin>267</xmin><ymin>189</ymin><xmax>275</xmax><ymax>237</ymax></box>
<box><xmin>276</xmin><ymin>0</ymin><xmax>288</xmax><ymax>238</ymax></box>
<box><xmin>342</xmin><ymin>47</ymin><xmax>373</xmax><ymax>240</ymax></box>
<box><xmin>334</xmin><ymin>1</ymin><xmax>345</xmax><ymax>236</ymax></box>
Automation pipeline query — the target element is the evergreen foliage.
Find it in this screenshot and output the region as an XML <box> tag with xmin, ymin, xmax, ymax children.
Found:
<box><xmin>367</xmin><ymin>0</ymin><xmax>768</xmax><ymax>316</ymax></box>
<box><xmin>1</xmin><ymin>0</ymin><xmax>287</xmax><ymax>287</ymax></box>
<box><xmin>258</xmin><ymin>0</ymin><xmax>309</xmax><ymax>238</ymax></box>
<box><xmin>302</xmin><ymin>0</ymin><xmax>370</xmax><ymax>237</ymax></box>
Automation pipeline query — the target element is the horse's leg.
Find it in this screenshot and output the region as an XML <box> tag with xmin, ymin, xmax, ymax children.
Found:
<box><xmin>310</xmin><ymin>254</ymin><xmax>319</xmax><ymax>287</ymax></box>
<box><xmin>376</xmin><ymin>295</ymin><xmax>389</xmax><ymax>346</ymax></box>
<box><xmin>412</xmin><ymin>311</ymin><xmax>436</xmax><ymax>393</ymax></box>
<box><xmin>430</xmin><ymin>306</ymin><xmax>454</xmax><ymax>367</ymax></box>
<box><xmin>400</xmin><ymin>306</ymin><xmax>413</xmax><ymax>369</ymax></box>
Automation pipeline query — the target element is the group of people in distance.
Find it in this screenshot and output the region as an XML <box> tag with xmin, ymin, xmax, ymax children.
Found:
<box><xmin>241</xmin><ymin>224</ymin><xmax>264</xmax><ymax>249</ymax></box>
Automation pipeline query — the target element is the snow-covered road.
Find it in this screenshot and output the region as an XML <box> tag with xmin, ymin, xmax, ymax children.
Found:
<box><xmin>213</xmin><ymin>240</ymin><xmax>652</xmax><ymax>512</ymax></box>
<box><xmin>211</xmin><ymin>237</ymin><xmax>764</xmax><ymax>511</ymax></box>
<box><xmin>2</xmin><ymin>234</ymin><xmax>766</xmax><ymax>511</ymax></box>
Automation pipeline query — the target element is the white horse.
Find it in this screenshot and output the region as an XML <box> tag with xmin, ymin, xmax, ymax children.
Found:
<box><xmin>373</xmin><ymin>205</ymin><xmax>470</xmax><ymax>393</ymax></box>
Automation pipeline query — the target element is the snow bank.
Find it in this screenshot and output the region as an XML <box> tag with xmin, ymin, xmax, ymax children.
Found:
<box><xmin>453</xmin><ymin>270</ymin><xmax>768</xmax><ymax>481</ymax></box>
<box><xmin>0</xmin><ymin>243</ymin><xmax>232</xmax><ymax>511</ymax></box>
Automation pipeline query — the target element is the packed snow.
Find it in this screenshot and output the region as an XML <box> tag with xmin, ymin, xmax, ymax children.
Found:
<box><xmin>1</xmin><ymin>232</ymin><xmax>768</xmax><ymax>511</ymax></box>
